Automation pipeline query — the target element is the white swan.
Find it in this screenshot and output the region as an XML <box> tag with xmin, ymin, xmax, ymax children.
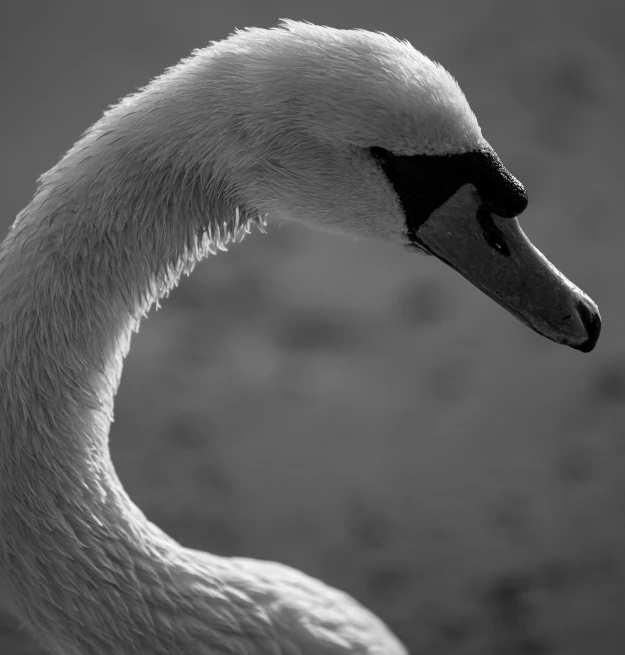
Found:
<box><xmin>0</xmin><ymin>20</ymin><xmax>600</xmax><ymax>655</ymax></box>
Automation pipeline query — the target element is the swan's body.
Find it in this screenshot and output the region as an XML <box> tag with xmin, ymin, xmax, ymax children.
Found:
<box><xmin>0</xmin><ymin>20</ymin><xmax>600</xmax><ymax>655</ymax></box>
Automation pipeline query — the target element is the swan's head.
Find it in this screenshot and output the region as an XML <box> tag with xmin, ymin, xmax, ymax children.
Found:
<box><xmin>192</xmin><ymin>20</ymin><xmax>600</xmax><ymax>351</ymax></box>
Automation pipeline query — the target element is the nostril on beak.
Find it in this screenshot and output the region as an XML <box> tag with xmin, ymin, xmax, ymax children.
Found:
<box><xmin>574</xmin><ymin>299</ymin><xmax>602</xmax><ymax>353</ymax></box>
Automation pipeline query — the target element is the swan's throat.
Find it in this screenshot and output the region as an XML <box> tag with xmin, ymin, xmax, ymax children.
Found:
<box><xmin>0</xmin><ymin>127</ymin><xmax>265</xmax><ymax>652</ymax></box>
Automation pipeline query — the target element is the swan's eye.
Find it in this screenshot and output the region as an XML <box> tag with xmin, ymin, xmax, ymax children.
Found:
<box><xmin>370</xmin><ymin>146</ymin><xmax>528</xmax><ymax>247</ymax></box>
<box><xmin>370</xmin><ymin>146</ymin><xmax>473</xmax><ymax>240</ymax></box>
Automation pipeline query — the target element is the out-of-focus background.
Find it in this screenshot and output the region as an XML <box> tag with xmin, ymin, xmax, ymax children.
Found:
<box><xmin>1</xmin><ymin>1</ymin><xmax>624</xmax><ymax>653</ymax></box>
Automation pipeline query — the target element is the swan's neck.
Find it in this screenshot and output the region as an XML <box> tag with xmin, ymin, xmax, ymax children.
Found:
<box><xmin>0</xmin><ymin>70</ymin><xmax>260</xmax><ymax>654</ymax></box>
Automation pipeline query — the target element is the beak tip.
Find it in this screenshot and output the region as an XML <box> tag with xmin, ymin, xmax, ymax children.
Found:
<box><xmin>570</xmin><ymin>299</ymin><xmax>601</xmax><ymax>353</ymax></box>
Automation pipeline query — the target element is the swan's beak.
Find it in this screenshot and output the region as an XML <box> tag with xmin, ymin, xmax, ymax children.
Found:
<box><xmin>412</xmin><ymin>184</ymin><xmax>601</xmax><ymax>352</ymax></box>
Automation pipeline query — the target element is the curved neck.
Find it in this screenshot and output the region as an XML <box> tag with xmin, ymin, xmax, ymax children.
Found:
<box><xmin>0</xmin><ymin>69</ymin><xmax>258</xmax><ymax>654</ymax></box>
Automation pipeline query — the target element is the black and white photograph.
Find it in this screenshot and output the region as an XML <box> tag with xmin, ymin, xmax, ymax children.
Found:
<box><xmin>0</xmin><ymin>1</ymin><xmax>623</xmax><ymax>653</ymax></box>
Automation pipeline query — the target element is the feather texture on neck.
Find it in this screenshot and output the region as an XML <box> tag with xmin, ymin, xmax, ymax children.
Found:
<box><xmin>0</xmin><ymin>48</ymin><xmax>272</xmax><ymax>655</ymax></box>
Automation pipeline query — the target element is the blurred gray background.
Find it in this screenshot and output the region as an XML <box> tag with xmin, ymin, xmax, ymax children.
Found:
<box><xmin>1</xmin><ymin>1</ymin><xmax>624</xmax><ymax>653</ymax></box>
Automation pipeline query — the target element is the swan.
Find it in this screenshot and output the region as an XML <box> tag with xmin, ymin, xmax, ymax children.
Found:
<box><xmin>0</xmin><ymin>19</ymin><xmax>601</xmax><ymax>655</ymax></box>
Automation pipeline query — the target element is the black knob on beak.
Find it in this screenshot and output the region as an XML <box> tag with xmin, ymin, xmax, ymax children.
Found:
<box><xmin>472</xmin><ymin>147</ymin><xmax>528</xmax><ymax>219</ymax></box>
